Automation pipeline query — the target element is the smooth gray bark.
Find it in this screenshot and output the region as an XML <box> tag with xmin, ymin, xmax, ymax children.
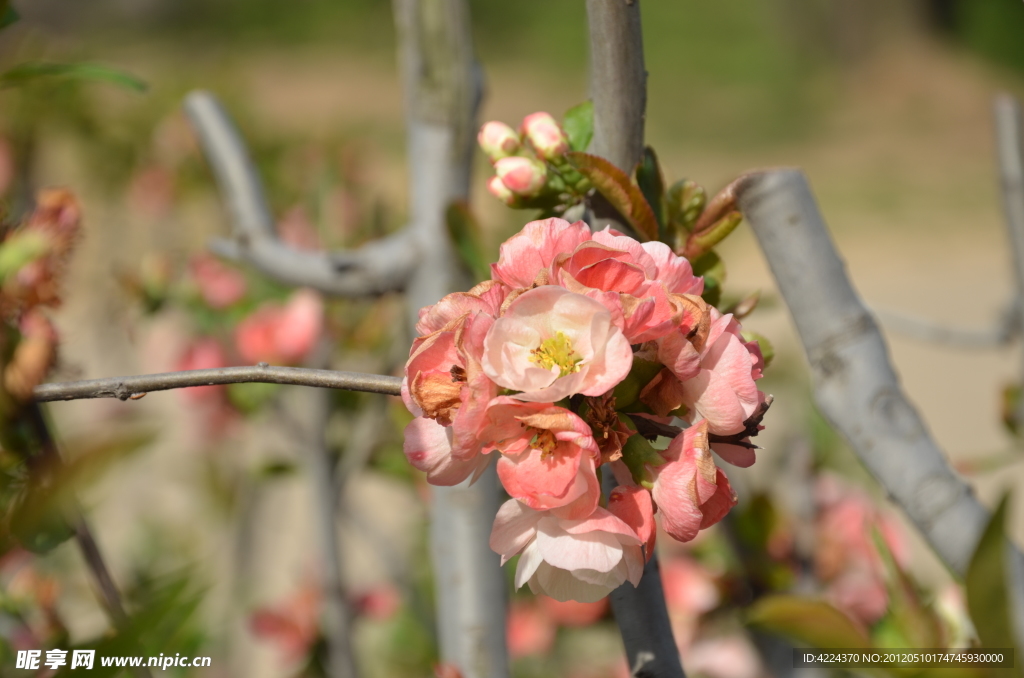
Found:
<box><xmin>737</xmin><ymin>169</ymin><xmax>992</xmax><ymax>576</ymax></box>
<box><xmin>391</xmin><ymin>1</ymin><xmax>508</xmax><ymax>676</ymax></box>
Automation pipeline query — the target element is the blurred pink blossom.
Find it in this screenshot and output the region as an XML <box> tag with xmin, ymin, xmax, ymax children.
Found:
<box><xmin>235</xmin><ymin>289</ymin><xmax>324</xmax><ymax>365</ymax></box>
<box><xmin>350</xmin><ymin>584</ymin><xmax>401</xmax><ymax>621</ymax></box>
<box><xmin>506</xmin><ymin>600</ymin><xmax>556</xmax><ymax>658</ymax></box>
<box><xmin>190</xmin><ymin>255</ymin><xmax>247</xmax><ymax>309</ymax></box>
<box><xmin>250</xmin><ymin>586</ymin><xmax>320</xmax><ymax>665</ymax></box>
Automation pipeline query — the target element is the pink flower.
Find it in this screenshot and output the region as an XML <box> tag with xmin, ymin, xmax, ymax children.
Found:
<box><xmin>406</xmin><ymin>297</ymin><xmax>498</xmax><ymax>460</ymax></box>
<box><xmin>482</xmin><ymin>286</ymin><xmax>632</xmax><ymax>403</ymax></box>
<box><xmin>521</xmin><ymin>112</ymin><xmax>569</xmax><ymax>160</ymax></box>
<box><xmin>478</xmin><ymin>398</ymin><xmax>600</xmax><ymax>517</ymax></box>
<box><xmin>607</xmin><ymin>486</ymin><xmax>656</xmax><ymax>560</ymax></box>
<box><xmin>478</xmin><ymin>121</ymin><xmax>521</xmax><ymax>162</ymax></box>
<box><xmin>190</xmin><ymin>254</ymin><xmax>246</xmax><ymax>309</ymax></box>
<box><xmin>506</xmin><ymin>600</ymin><xmax>556</xmax><ymax>658</ymax></box>
<box><xmin>648</xmin><ymin>420</ymin><xmax>737</xmax><ymax>543</ymax></box>
<box><xmin>495</xmin><ymin>156</ymin><xmax>547</xmax><ymax>196</ymax></box>
<box><xmin>550</xmin><ymin>228</ymin><xmax>705</xmax><ymax>343</ymax></box>
<box><xmin>490</xmin><ymin>500</ymin><xmax>644</xmax><ymax>603</ymax></box>
<box><xmin>403</xmin><ymin>416</ymin><xmax>492</xmax><ymax>486</ymax></box>
<box><xmin>490</xmin><ymin>218</ymin><xmax>592</xmax><ymax>288</ymax></box>
<box><xmin>175</xmin><ymin>337</ymin><xmax>229</xmax><ymax>401</ymax></box>
<box><xmin>657</xmin><ymin>308</ymin><xmax>763</xmax><ymax>438</ymax></box>
<box><xmin>235</xmin><ymin>289</ymin><xmax>323</xmax><ymax>365</ymax></box>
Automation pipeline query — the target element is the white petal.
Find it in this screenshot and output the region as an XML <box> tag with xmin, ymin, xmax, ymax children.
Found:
<box><xmin>536</xmin><ymin>521</ymin><xmax>624</xmax><ymax>573</ymax></box>
<box><xmin>532</xmin><ymin>563</ymin><xmax>615</xmax><ymax>603</ymax></box>
<box><xmin>515</xmin><ymin>541</ymin><xmax>544</xmax><ymax>589</ymax></box>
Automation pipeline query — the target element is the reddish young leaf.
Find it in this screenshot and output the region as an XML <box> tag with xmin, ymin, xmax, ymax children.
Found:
<box><xmin>565</xmin><ymin>151</ymin><xmax>659</xmax><ymax>241</ymax></box>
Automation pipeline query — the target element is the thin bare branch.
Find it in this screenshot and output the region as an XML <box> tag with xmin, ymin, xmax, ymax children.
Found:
<box><xmin>874</xmin><ymin>305</ymin><xmax>1017</xmax><ymax>349</ymax></box>
<box><xmin>34</xmin><ymin>366</ymin><xmax>402</xmax><ymax>402</ymax></box>
<box><xmin>183</xmin><ymin>91</ymin><xmax>418</xmax><ymax>297</ymax></box>
<box><xmin>737</xmin><ymin>168</ymin><xmax>995</xmax><ymax>576</ymax></box>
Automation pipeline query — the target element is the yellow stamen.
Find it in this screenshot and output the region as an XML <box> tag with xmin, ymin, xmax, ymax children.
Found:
<box><xmin>529</xmin><ymin>331</ymin><xmax>582</xmax><ymax>377</ymax></box>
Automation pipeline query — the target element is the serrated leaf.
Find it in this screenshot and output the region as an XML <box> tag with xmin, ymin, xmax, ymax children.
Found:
<box><xmin>636</xmin><ymin>146</ymin><xmax>667</xmax><ymax>239</ymax></box>
<box><xmin>965</xmin><ymin>494</ymin><xmax>1017</xmax><ymax>652</ymax></box>
<box><xmin>747</xmin><ymin>595</ymin><xmax>872</xmax><ymax>649</ymax></box>
<box><xmin>446</xmin><ymin>201</ymin><xmax>489</xmax><ymax>283</ymax></box>
<box><xmin>565</xmin><ymin>151</ymin><xmax>659</xmax><ymax>241</ymax></box>
<box><xmin>563</xmin><ymin>101</ymin><xmax>593</xmax><ymax>153</ymax></box>
<box><xmin>0</xmin><ymin>63</ymin><xmax>148</xmax><ymax>92</ymax></box>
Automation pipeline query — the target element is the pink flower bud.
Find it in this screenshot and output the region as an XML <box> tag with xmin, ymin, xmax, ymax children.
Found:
<box><xmin>521</xmin><ymin>112</ymin><xmax>569</xmax><ymax>160</ymax></box>
<box><xmin>494</xmin><ymin>156</ymin><xmax>547</xmax><ymax>197</ymax></box>
<box><xmin>487</xmin><ymin>176</ymin><xmax>517</xmax><ymax>206</ymax></box>
<box><xmin>477</xmin><ymin>121</ymin><xmax>520</xmax><ymax>162</ymax></box>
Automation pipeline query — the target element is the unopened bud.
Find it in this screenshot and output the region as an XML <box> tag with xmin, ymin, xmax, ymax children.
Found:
<box><xmin>494</xmin><ymin>156</ymin><xmax>547</xmax><ymax>197</ymax></box>
<box><xmin>477</xmin><ymin>121</ymin><xmax>520</xmax><ymax>162</ymax></box>
<box><xmin>521</xmin><ymin>112</ymin><xmax>569</xmax><ymax>160</ymax></box>
<box><xmin>487</xmin><ymin>176</ymin><xmax>517</xmax><ymax>206</ymax></box>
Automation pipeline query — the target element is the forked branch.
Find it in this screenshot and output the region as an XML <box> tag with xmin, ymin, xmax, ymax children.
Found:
<box><xmin>184</xmin><ymin>91</ymin><xmax>418</xmax><ymax>297</ymax></box>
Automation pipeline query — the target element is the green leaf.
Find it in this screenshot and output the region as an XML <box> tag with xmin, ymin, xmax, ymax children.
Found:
<box><xmin>0</xmin><ymin>4</ymin><xmax>18</xmax><ymax>30</ymax></box>
<box><xmin>0</xmin><ymin>63</ymin><xmax>148</xmax><ymax>92</ymax></box>
<box><xmin>692</xmin><ymin>250</ymin><xmax>725</xmax><ymax>307</ymax></box>
<box><xmin>562</xmin><ymin>101</ymin><xmax>594</xmax><ymax>153</ymax></box>
<box><xmin>565</xmin><ymin>151</ymin><xmax>659</xmax><ymax>242</ymax></box>
<box><xmin>635</xmin><ymin>146</ymin><xmax>667</xmax><ymax>240</ymax></box>
<box><xmin>446</xmin><ymin>201</ymin><xmax>489</xmax><ymax>283</ymax></box>
<box><xmin>684</xmin><ymin>210</ymin><xmax>743</xmax><ymax>260</ymax></box>
<box><xmin>965</xmin><ymin>493</ymin><xmax>1018</xmax><ymax>652</ymax></box>
<box><xmin>872</xmin><ymin>528</ymin><xmax>943</xmax><ymax>649</ymax></box>
<box><xmin>11</xmin><ymin>430</ymin><xmax>154</xmax><ymax>554</ymax></box>
<box><xmin>747</xmin><ymin>595</ymin><xmax>872</xmax><ymax>649</ymax></box>
<box><xmin>611</xmin><ymin>357</ymin><xmax>664</xmax><ymax>411</ymax></box>
<box><xmin>0</xmin><ymin>231</ymin><xmax>51</xmax><ymax>280</ymax></box>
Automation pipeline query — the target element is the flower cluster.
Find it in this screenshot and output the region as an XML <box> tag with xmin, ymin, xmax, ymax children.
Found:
<box><xmin>478</xmin><ymin>113</ymin><xmax>590</xmax><ymax>209</ymax></box>
<box><xmin>403</xmin><ymin>218</ymin><xmax>768</xmax><ymax>602</ymax></box>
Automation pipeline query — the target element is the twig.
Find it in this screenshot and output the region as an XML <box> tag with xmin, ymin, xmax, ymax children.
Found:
<box><xmin>33</xmin><ymin>366</ymin><xmax>402</xmax><ymax>402</ymax></box>
<box><xmin>995</xmin><ymin>95</ymin><xmax>1024</xmax><ymax>428</ymax></box>
<box><xmin>874</xmin><ymin>305</ymin><xmax>1017</xmax><ymax>349</ymax></box>
<box><xmin>736</xmin><ymin>168</ymin><xmax>996</xmax><ymax>576</ymax></box>
<box><xmin>183</xmin><ymin>91</ymin><xmax>418</xmax><ymax>298</ymax></box>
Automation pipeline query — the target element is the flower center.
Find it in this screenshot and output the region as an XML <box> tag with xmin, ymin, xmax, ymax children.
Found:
<box><xmin>529</xmin><ymin>331</ymin><xmax>582</xmax><ymax>377</ymax></box>
<box><xmin>528</xmin><ymin>428</ymin><xmax>559</xmax><ymax>458</ymax></box>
